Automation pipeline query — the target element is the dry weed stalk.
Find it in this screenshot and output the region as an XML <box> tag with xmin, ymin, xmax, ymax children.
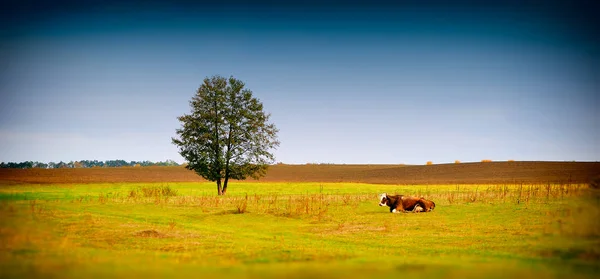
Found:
<box><xmin>236</xmin><ymin>194</ymin><xmax>248</xmax><ymax>214</ymax></box>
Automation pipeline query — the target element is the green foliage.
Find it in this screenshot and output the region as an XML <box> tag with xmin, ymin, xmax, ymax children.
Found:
<box><xmin>0</xmin><ymin>160</ymin><xmax>180</xmax><ymax>169</ymax></box>
<box><xmin>172</xmin><ymin>75</ymin><xmax>279</xmax><ymax>195</ymax></box>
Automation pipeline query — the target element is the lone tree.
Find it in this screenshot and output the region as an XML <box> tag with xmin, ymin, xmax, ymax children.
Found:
<box><xmin>172</xmin><ymin>75</ymin><xmax>279</xmax><ymax>195</ymax></box>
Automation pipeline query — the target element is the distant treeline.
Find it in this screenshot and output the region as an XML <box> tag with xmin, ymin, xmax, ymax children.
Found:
<box><xmin>0</xmin><ymin>160</ymin><xmax>180</xmax><ymax>169</ymax></box>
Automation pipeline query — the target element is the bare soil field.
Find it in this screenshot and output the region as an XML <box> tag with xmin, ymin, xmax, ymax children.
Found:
<box><xmin>0</xmin><ymin>161</ymin><xmax>598</xmax><ymax>184</ymax></box>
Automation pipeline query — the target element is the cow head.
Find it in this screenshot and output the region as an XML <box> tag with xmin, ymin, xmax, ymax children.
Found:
<box><xmin>378</xmin><ymin>193</ymin><xmax>388</xmax><ymax>206</ymax></box>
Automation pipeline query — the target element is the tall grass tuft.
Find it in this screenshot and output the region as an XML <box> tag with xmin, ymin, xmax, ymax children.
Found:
<box><xmin>590</xmin><ymin>176</ymin><xmax>600</xmax><ymax>189</ymax></box>
<box><xmin>236</xmin><ymin>194</ymin><xmax>249</xmax><ymax>214</ymax></box>
<box><xmin>129</xmin><ymin>185</ymin><xmax>178</xmax><ymax>199</ymax></box>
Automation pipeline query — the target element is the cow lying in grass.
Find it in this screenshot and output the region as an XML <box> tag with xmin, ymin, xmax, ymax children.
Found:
<box><xmin>378</xmin><ymin>193</ymin><xmax>436</xmax><ymax>213</ymax></box>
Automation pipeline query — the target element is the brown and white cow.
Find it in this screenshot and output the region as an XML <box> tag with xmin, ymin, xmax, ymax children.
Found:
<box><xmin>378</xmin><ymin>193</ymin><xmax>436</xmax><ymax>213</ymax></box>
<box><xmin>418</xmin><ymin>198</ymin><xmax>436</xmax><ymax>212</ymax></box>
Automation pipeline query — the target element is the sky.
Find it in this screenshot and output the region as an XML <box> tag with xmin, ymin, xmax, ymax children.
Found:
<box><xmin>1</xmin><ymin>0</ymin><xmax>598</xmax><ymax>164</ymax></box>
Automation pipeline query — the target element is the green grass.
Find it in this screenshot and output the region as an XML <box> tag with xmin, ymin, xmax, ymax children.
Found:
<box><xmin>0</xmin><ymin>182</ymin><xmax>599</xmax><ymax>279</ymax></box>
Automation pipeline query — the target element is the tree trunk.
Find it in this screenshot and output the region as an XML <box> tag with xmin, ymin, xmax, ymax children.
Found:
<box><xmin>217</xmin><ymin>178</ymin><xmax>223</xmax><ymax>195</ymax></box>
<box><xmin>222</xmin><ymin>176</ymin><xmax>229</xmax><ymax>195</ymax></box>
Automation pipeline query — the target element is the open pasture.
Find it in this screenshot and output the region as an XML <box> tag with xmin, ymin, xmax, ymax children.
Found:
<box><xmin>1</xmin><ymin>182</ymin><xmax>599</xmax><ymax>278</ymax></box>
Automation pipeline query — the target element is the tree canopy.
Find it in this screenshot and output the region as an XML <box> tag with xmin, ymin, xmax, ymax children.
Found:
<box><xmin>172</xmin><ymin>75</ymin><xmax>279</xmax><ymax>195</ymax></box>
<box><xmin>0</xmin><ymin>160</ymin><xmax>180</xmax><ymax>169</ymax></box>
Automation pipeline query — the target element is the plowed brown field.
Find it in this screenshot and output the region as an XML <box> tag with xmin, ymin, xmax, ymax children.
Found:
<box><xmin>1</xmin><ymin>161</ymin><xmax>598</xmax><ymax>184</ymax></box>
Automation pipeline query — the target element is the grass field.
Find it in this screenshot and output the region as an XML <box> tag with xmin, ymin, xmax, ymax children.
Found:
<box><xmin>1</xmin><ymin>182</ymin><xmax>599</xmax><ymax>278</ymax></box>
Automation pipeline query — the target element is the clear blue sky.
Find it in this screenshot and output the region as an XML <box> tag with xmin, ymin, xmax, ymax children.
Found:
<box><xmin>1</xmin><ymin>1</ymin><xmax>598</xmax><ymax>164</ymax></box>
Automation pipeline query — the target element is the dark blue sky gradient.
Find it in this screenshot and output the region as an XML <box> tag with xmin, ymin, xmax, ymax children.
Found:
<box><xmin>1</xmin><ymin>1</ymin><xmax>598</xmax><ymax>164</ymax></box>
